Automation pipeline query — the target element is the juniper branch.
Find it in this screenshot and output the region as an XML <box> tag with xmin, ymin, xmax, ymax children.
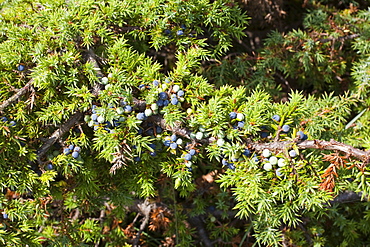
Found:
<box><xmin>0</xmin><ymin>79</ymin><xmax>33</xmax><ymax>112</ymax></box>
<box><xmin>37</xmin><ymin>111</ymin><xmax>83</xmax><ymax>164</ymax></box>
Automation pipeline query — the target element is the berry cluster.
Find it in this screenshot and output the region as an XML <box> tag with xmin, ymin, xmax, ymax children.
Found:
<box><xmin>220</xmin><ymin>148</ymin><xmax>251</xmax><ymax>170</ymax></box>
<box><xmin>63</xmin><ymin>144</ymin><xmax>81</xmax><ymax>159</ymax></box>
<box><xmin>1</xmin><ymin>116</ymin><xmax>16</xmax><ymax>127</ymax></box>
<box><xmin>229</xmin><ymin>111</ymin><xmax>245</xmax><ymax>130</ymax></box>
<box><xmin>85</xmin><ymin>104</ymin><xmax>127</xmax><ymax>133</ymax></box>
<box><xmin>261</xmin><ymin>149</ymin><xmax>287</xmax><ymax>177</ymax></box>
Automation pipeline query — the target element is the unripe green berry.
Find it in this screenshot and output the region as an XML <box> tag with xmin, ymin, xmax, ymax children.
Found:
<box><xmin>236</xmin><ymin>113</ymin><xmax>244</xmax><ymax>121</ymax></box>
<box><xmin>97</xmin><ymin>115</ymin><xmax>105</xmax><ymax>123</ymax></box>
<box><xmin>195</xmin><ymin>132</ymin><xmax>204</xmax><ymax>140</ymax></box>
<box><xmin>263</xmin><ymin>163</ymin><xmax>272</xmax><ymax>171</ymax></box>
<box><xmin>144</xmin><ymin>109</ymin><xmax>153</xmax><ymax>117</ymax></box>
<box><xmin>262</xmin><ymin>149</ymin><xmax>271</xmax><ymax>158</ymax></box>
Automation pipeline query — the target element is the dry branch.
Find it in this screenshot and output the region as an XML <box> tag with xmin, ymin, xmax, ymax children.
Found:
<box><xmin>37</xmin><ymin>112</ymin><xmax>83</xmax><ymax>164</ymax></box>
<box><xmin>0</xmin><ymin>79</ymin><xmax>33</xmax><ymax>112</ymax></box>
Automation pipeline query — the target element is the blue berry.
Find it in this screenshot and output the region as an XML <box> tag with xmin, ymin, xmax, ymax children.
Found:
<box><xmin>171</xmin><ymin>97</ymin><xmax>179</xmax><ymax>105</ymax></box>
<box><xmin>150</xmin><ymin>151</ymin><xmax>157</xmax><ymax>157</ymax></box>
<box><xmin>17</xmin><ymin>64</ymin><xmax>25</xmax><ymax>71</ymax></box>
<box><xmin>146</xmin><ymin>129</ymin><xmax>154</xmax><ymax>136</ymax></box>
<box><xmin>227</xmin><ymin>163</ymin><xmax>235</xmax><ymax>170</ymax></box>
<box><xmin>45</xmin><ymin>163</ymin><xmax>54</xmax><ymax>170</ymax></box>
<box><xmin>73</xmin><ymin>146</ymin><xmax>81</xmax><ymax>152</ymax></box>
<box><xmin>124</xmin><ymin>105</ymin><xmax>132</xmax><ymax>113</ymax></box>
<box><xmin>189</xmin><ymin>149</ymin><xmax>196</xmax><ymax>156</ymax></box>
<box><xmin>163</xmin><ymin>100</ymin><xmax>169</xmax><ymax>106</ymax></box>
<box><xmin>222</xmin><ymin>159</ymin><xmax>228</xmax><ymax>166</ymax></box>
<box><xmin>177</xmin><ymin>30</ymin><xmax>184</xmax><ymax>36</ymax></box>
<box><xmin>137</xmin><ymin>128</ymin><xmax>143</xmax><ymax>135</ymax></box>
<box><xmin>289</xmin><ymin>150</ymin><xmax>297</xmax><ymax>158</ymax></box>
<box><xmin>260</xmin><ymin>132</ymin><xmax>269</xmax><ymax>138</ymax></box>
<box><xmin>184</xmin><ymin>153</ymin><xmax>192</xmax><ymax>161</ymax></box>
<box><xmin>170</xmin><ymin>143</ymin><xmax>178</xmax><ymax>149</ymax></box>
<box><xmin>1</xmin><ymin>117</ymin><xmax>8</xmax><ymax>122</ymax></box>
<box><xmin>157</xmin><ymin>99</ymin><xmax>164</xmax><ymax>107</ymax></box>
<box><xmin>229</xmin><ymin>112</ymin><xmax>237</xmax><ymax>119</ymax></box>
<box><xmin>134</xmin><ymin>156</ymin><xmax>141</xmax><ymax>162</ymax></box>
<box><xmin>170</xmin><ymin>134</ymin><xmax>177</xmax><ymax>142</ymax></box>
<box><xmin>164</xmin><ymin>140</ymin><xmax>171</xmax><ymax>146</ymax></box>
<box><xmin>156</xmin><ymin>126</ymin><xmax>163</xmax><ymax>133</ymax></box>
<box><xmin>136</xmin><ymin>112</ymin><xmax>146</xmax><ymax>120</ymax></box>
<box><xmin>243</xmin><ymin>149</ymin><xmax>251</xmax><ymax>157</ymax></box>
<box><xmin>158</xmin><ymin>92</ymin><xmax>168</xmax><ymax>100</ymax></box>
<box><xmin>177</xmin><ymin>90</ymin><xmax>185</xmax><ymax>97</ymax></box>
<box><xmin>68</xmin><ymin>144</ymin><xmax>74</xmax><ymax>150</ymax></box>
<box><xmin>297</xmin><ymin>131</ymin><xmax>308</xmax><ymax>140</ymax></box>
<box><xmin>9</xmin><ymin>121</ymin><xmax>16</xmax><ymax>127</ymax></box>
<box><xmin>148</xmin><ymin>143</ymin><xmax>156</xmax><ymax>150</ymax></box>
<box><xmin>272</xmin><ymin>115</ymin><xmax>281</xmax><ymax>122</ymax></box>
<box><xmin>153</xmin><ymin>80</ymin><xmax>159</xmax><ymax>87</ymax></box>
<box><xmin>282</xmin><ymin>125</ymin><xmax>290</xmax><ymax>132</ymax></box>
<box><xmin>237</xmin><ymin>121</ymin><xmax>245</xmax><ymax>128</ymax></box>
<box><xmin>164</xmin><ymin>29</ymin><xmax>171</xmax><ymax>35</ymax></box>
<box><xmin>91</xmin><ymin>114</ymin><xmax>98</xmax><ymax>121</ymax></box>
<box><xmin>139</xmin><ymin>84</ymin><xmax>146</xmax><ymax>89</ymax></box>
<box><xmin>72</xmin><ymin>151</ymin><xmax>79</xmax><ymax>159</ymax></box>
<box><xmin>63</xmin><ymin>148</ymin><xmax>70</xmax><ymax>155</ymax></box>
<box><xmin>2</xmin><ymin>213</ymin><xmax>8</xmax><ymax>219</ymax></box>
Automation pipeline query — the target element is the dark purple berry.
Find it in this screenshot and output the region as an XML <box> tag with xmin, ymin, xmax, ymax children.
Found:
<box><xmin>260</xmin><ymin>132</ymin><xmax>269</xmax><ymax>138</ymax></box>
<box><xmin>134</xmin><ymin>156</ymin><xmax>141</xmax><ymax>162</ymax></box>
<box><xmin>158</xmin><ymin>92</ymin><xmax>168</xmax><ymax>100</ymax></box>
<box><xmin>164</xmin><ymin>140</ymin><xmax>171</xmax><ymax>146</ymax></box>
<box><xmin>177</xmin><ymin>30</ymin><xmax>184</xmax><ymax>36</ymax></box>
<box><xmin>150</xmin><ymin>152</ymin><xmax>157</xmax><ymax>156</ymax></box>
<box><xmin>243</xmin><ymin>149</ymin><xmax>251</xmax><ymax>157</ymax></box>
<box><xmin>17</xmin><ymin>64</ymin><xmax>25</xmax><ymax>71</ymax></box>
<box><xmin>45</xmin><ymin>163</ymin><xmax>54</xmax><ymax>170</ymax></box>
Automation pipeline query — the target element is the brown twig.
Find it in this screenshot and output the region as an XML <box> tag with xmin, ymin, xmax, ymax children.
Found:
<box><xmin>132</xmin><ymin>199</ymin><xmax>152</xmax><ymax>247</ymax></box>
<box><xmin>37</xmin><ymin>111</ymin><xmax>83</xmax><ymax>164</ymax></box>
<box><xmin>0</xmin><ymin>79</ymin><xmax>33</xmax><ymax>112</ymax></box>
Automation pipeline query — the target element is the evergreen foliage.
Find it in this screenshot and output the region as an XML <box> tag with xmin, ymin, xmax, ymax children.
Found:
<box><xmin>1</xmin><ymin>0</ymin><xmax>370</xmax><ymax>246</ymax></box>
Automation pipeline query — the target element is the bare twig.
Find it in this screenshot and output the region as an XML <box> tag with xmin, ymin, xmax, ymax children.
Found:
<box><xmin>187</xmin><ymin>215</ymin><xmax>213</xmax><ymax>247</ymax></box>
<box><xmin>251</xmin><ymin>139</ymin><xmax>370</xmax><ymax>163</ymax></box>
<box><xmin>318</xmin><ymin>33</ymin><xmax>360</xmax><ymax>43</ymax></box>
<box><xmin>132</xmin><ymin>199</ymin><xmax>152</xmax><ymax>247</ymax></box>
<box><xmin>37</xmin><ymin>112</ymin><xmax>83</xmax><ymax>164</ymax></box>
<box><xmin>0</xmin><ymin>79</ymin><xmax>33</xmax><ymax>112</ymax></box>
